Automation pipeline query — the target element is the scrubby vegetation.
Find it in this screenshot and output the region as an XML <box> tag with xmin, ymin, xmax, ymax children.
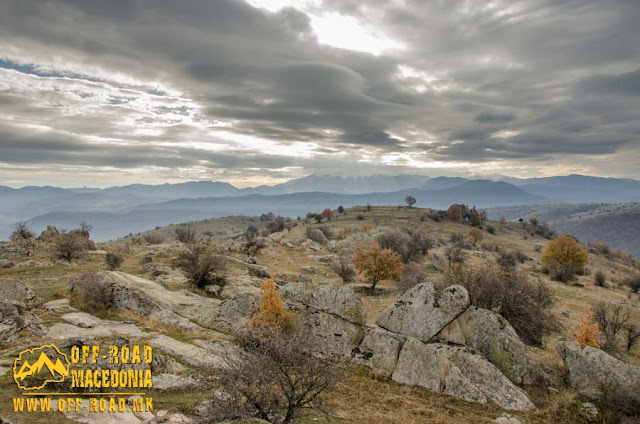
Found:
<box><xmin>353</xmin><ymin>244</ymin><xmax>404</xmax><ymax>291</ymax></box>
<box><xmin>541</xmin><ymin>235</ymin><xmax>589</xmax><ymax>282</ymax></box>
<box><xmin>173</xmin><ymin>244</ymin><xmax>226</xmax><ymax>288</ymax></box>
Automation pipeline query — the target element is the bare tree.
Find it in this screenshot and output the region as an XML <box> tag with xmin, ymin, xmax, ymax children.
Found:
<box><xmin>592</xmin><ymin>302</ymin><xmax>630</xmax><ymax>348</ymax></box>
<box><xmin>208</xmin><ymin>334</ymin><xmax>344</xmax><ymax>424</ymax></box>
<box><xmin>626</xmin><ymin>324</ymin><xmax>640</xmax><ymax>352</ymax></box>
<box><xmin>10</xmin><ymin>222</ymin><xmax>35</xmax><ymax>241</ymax></box>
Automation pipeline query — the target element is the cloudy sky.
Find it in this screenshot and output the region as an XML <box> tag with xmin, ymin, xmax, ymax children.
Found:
<box><xmin>1</xmin><ymin>0</ymin><xmax>639</xmax><ymax>188</ymax></box>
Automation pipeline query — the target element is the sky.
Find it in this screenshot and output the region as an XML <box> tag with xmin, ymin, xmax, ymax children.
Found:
<box><xmin>0</xmin><ymin>0</ymin><xmax>639</xmax><ymax>188</ymax></box>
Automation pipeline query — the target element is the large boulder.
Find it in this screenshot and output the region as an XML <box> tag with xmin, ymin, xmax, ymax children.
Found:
<box><xmin>0</xmin><ymin>300</ymin><xmax>43</xmax><ymax>343</ymax></box>
<box><xmin>281</xmin><ymin>283</ymin><xmax>366</xmax><ymax>324</ymax></box>
<box><xmin>436</xmin><ymin>307</ymin><xmax>549</xmax><ymax>386</ymax></box>
<box><xmin>290</xmin><ymin>306</ymin><xmax>365</xmax><ymax>358</ymax></box>
<box><xmin>556</xmin><ymin>341</ymin><xmax>640</xmax><ymax>414</ymax></box>
<box><xmin>0</xmin><ymin>279</ymin><xmax>38</xmax><ymax>309</ymax></box>
<box><xmin>68</xmin><ymin>271</ymin><xmax>223</xmax><ymax>327</ymax></box>
<box><xmin>392</xmin><ymin>339</ymin><xmax>536</xmax><ymax>411</ymax></box>
<box><xmin>376</xmin><ymin>283</ymin><xmax>469</xmax><ymax>343</ymax></box>
<box><xmin>206</xmin><ymin>292</ymin><xmax>256</xmax><ymax>333</ymax></box>
<box><xmin>352</xmin><ymin>327</ymin><xmax>405</xmax><ymax>376</ymax></box>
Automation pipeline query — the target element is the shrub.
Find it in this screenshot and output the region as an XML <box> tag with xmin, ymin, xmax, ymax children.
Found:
<box><xmin>592</xmin><ymin>302</ymin><xmax>629</xmax><ymax>349</ymax></box>
<box><xmin>442</xmin><ymin>266</ymin><xmax>556</xmax><ymax>346</ymax></box>
<box><xmin>467</xmin><ymin>228</ymin><xmax>483</xmax><ymax>246</ymax></box>
<box><xmin>444</xmin><ymin>245</ymin><xmax>466</xmax><ymax>269</ymax></box>
<box><xmin>209</xmin><ymin>333</ymin><xmax>343</xmax><ymax>424</ymax></box>
<box><xmin>353</xmin><ymin>244</ymin><xmax>404</xmax><ymax>292</ymax></box>
<box><xmin>266</xmin><ymin>216</ymin><xmax>285</xmax><ymax>233</ymax></box>
<box><xmin>143</xmin><ymin>233</ymin><xmax>165</xmax><ymax>244</ymax></box>
<box><xmin>249</xmin><ymin>279</ymin><xmax>296</xmax><ymax>335</ymax></box>
<box><xmin>594</xmin><ymin>270</ymin><xmax>607</xmax><ymax>287</ymax></box>
<box><xmin>376</xmin><ymin>229</ymin><xmax>433</xmax><ymax>263</ymax></box>
<box><xmin>449</xmin><ymin>232</ymin><xmax>465</xmax><ymax>244</ymax></box>
<box><xmin>405</xmin><ymin>195</ymin><xmax>416</xmax><ymax>208</ymax></box>
<box><xmin>497</xmin><ymin>251</ymin><xmax>518</xmax><ymax>271</ymax></box>
<box><xmin>486</xmin><ymin>225</ymin><xmax>496</xmax><ymax>235</ymax></box>
<box><xmin>260</xmin><ymin>212</ymin><xmax>276</xmax><ymax>222</ymax></box>
<box><xmin>541</xmin><ymin>236</ymin><xmax>588</xmax><ymax>282</ymax></box>
<box><xmin>366</xmin><ymin>204</ymin><xmax>372</xmax><ymax>212</ymax></box>
<box><xmin>54</xmin><ymin>231</ymin><xmax>91</xmax><ymax>261</ymax></box>
<box><xmin>529</xmin><ymin>217</ymin><xmax>539</xmax><ymax>226</ymax></box>
<box><xmin>574</xmin><ymin>312</ymin><xmax>602</xmax><ymax>349</ymax></box>
<box><xmin>240</xmin><ymin>227</ymin><xmax>266</xmax><ymax>257</ymax></box>
<box><xmin>173</xmin><ymin>244</ymin><xmax>226</xmax><ymax>289</ymax></box>
<box><xmin>10</xmin><ymin>222</ymin><xmax>35</xmax><ymax>241</ymax></box>
<box><xmin>396</xmin><ymin>262</ymin><xmax>427</xmax><ymax>294</ymax></box>
<box><xmin>337</xmin><ymin>205</ymin><xmax>345</xmax><ymax>214</ymax></box>
<box><xmin>356</xmin><ymin>214</ymin><xmax>365</xmax><ymax>221</ymax></box>
<box><xmin>624</xmin><ymin>274</ymin><xmax>640</xmax><ymax>293</ymax></box>
<box><xmin>105</xmin><ymin>252</ymin><xmax>124</xmax><ymax>271</ymax></box>
<box><xmin>331</xmin><ymin>255</ymin><xmax>356</xmax><ymax>283</ymax></box>
<box><xmin>175</xmin><ymin>225</ymin><xmax>197</xmax><ymax>243</ymax></box>
<box><xmin>626</xmin><ymin>324</ymin><xmax>640</xmax><ymax>352</ymax></box>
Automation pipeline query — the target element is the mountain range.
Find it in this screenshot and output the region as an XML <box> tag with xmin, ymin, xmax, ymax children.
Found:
<box><xmin>1</xmin><ymin>174</ymin><xmax>639</xmax><ymax>245</ymax></box>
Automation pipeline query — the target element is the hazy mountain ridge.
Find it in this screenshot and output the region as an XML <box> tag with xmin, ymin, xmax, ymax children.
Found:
<box><xmin>488</xmin><ymin>203</ymin><xmax>640</xmax><ymax>258</ymax></box>
<box><xmin>2</xmin><ymin>174</ymin><xmax>639</xmax><ymax>243</ymax></box>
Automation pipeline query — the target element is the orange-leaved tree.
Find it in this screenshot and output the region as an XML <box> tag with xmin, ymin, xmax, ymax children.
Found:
<box><xmin>353</xmin><ymin>244</ymin><xmax>404</xmax><ymax>292</ymax></box>
<box><xmin>249</xmin><ymin>279</ymin><xmax>296</xmax><ymax>334</ymax></box>
<box><xmin>541</xmin><ymin>236</ymin><xmax>588</xmax><ymax>282</ymax></box>
<box><xmin>574</xmin><ymin>312</ymin><xmax>602</xmax><ymax>349</ymax></box>
<box><xmin>467</xmin><ymin>227</ymin><xmax>484</xmax><ymax>246</ymax></box>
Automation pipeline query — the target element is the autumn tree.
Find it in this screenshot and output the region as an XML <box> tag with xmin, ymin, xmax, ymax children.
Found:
<box><xmin>541</xmin><ymin>236</ymin><xmax>588</xmax><ymax>282</ymax></box>
<box><xmin>320</xmin><ymin>208</ymin><xmax>334</xmax><ymax>221</ymax></box>
<box><xmin>249</xmin><ymin>279</ymin><xmax>296</xmax><ymax>334</ymax></box>
<box><xmin>353</xmin><ymin>244</ymin><xmax>404</xmax><ymax>292</ymax></box>
<box><xmin>574</xmin><ymin>312</ymin><xmax>602</xmax><ymax>349</ymax></box>
<box><xmin>405</xmin><ymin>195</ymin><xmax>416</xmax><ymax>208</ymax></box>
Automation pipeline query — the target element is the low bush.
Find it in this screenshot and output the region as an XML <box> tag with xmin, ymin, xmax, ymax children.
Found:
<box><xmin>331</xmin><ymin>255</ymin><xmax>356</xmax><ymax>283</ymax></box>
<box><xmin>175</xmin><ymin>225</ymin><xmax>197</xmax><ymax>243</ymax></box>
<box><xmin>10</xmin><ymin>222</ymin><xmax>35</xmax><ymax>241</ymax></box>
<box><xmin>594</xmin><ymin>270</ymin><xmax>607</xmax><ymax>287</ymax></box>
<box><xmin>395</xmin><ymin>262</ymin><xmax>427</xmax><ymax>293</ymax></box>
<box><xmin>105</xmin><ymin>252</ymin><xmax>124</xmax><ymax>271</ymax></box>
<box><xmin>54</xmin><ymin>230</ymin><xmax>93</xmax><ymax>261</ymax></box>
<box><xmin>624</xmin><ymin>274</ymin><xmax>640</xmax><ymax>293</ymax></box>
<box><xmin>376</xmin><ymin>229</ymin><xmax>434</xmax><ymax>263</ymax></box>
<box><xmin>173</xmin><ymin>244</ymin><xmax>226</xmax><ymax>289</ymax></box>
<box><xmin>442</xmin><ymin>265</ymin><xmax>556</xmax><ymax>346</ymax></box>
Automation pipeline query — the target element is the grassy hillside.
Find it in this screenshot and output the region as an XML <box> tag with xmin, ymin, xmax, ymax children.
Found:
<box><xmin>1</xmin><ymin>206</ymin><xmax>639</xmax><ymax>423</ymax></box>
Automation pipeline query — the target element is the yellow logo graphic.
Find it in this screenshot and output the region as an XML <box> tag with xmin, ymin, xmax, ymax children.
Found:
<box><xmin>13</xmin><ymin>344</ymin><xmax>70</xmax><ymax>390</ymax></box>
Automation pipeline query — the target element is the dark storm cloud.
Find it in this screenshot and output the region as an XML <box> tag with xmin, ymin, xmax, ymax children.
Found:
<box><xmin>0</xmin><ymin>0</ymin><xmax>639</xmax><ymax>183</ymax></box>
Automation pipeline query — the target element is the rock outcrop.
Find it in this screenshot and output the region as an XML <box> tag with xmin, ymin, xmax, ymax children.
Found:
<box><xmin>557</xmin><ymin>341</ymin><xmax>640</xmax><ymax>414</ymax></box>
<box><xmin>436</xmin><ymin>307</ymin><xmax>550</xmax><ymax>386</ymax></box>
<box><xmin>282</xmin><ymin>282</ymin><xmax>366</xmax><ymax>358</ymax></box>
<box><xmin>392</xmin><ymin>339</ymin><xmax>536</xmax><ymax>411</ymax></box>
<box><xmin>376</xmin><ymin>283</ymin><xmax>469</xmax><ymax>343</ymax></box>
<box><xmin>1</xmin><ymin>279</ymin><xmax>38</xmax><ymax>308</ymax></box>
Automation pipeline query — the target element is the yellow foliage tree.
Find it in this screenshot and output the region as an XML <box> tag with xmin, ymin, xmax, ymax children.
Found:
<box><xmin>541</xmin><ymin>236</ymin><xmax>588</xmax><ymax>282</ymax></box>
<box><xmin>574</xmin><ymin>312</ymin><xmax>602</xmax><ymax>349</ymax></box>
<box><xmin>353</xmin><ymin>244</ymin><xmax>404</xmax><ymax>292</ymax></box>
<box><xmin>249</xmin><ymin>279</ymin><xmax>296</xmax><ymax>334</ymax></box>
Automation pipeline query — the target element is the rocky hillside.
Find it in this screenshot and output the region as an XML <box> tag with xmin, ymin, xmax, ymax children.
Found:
<box><xmin>1</xmin><ymin>206</ymin><xmax>639</xmax><ymax>424</ymax></box>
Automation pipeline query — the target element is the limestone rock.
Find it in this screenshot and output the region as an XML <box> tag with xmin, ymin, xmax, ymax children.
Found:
<box><xmin>207</xmin><ymin>292</ymin><xmax>256</xmax><ymax>333</ymax></box>
<box><xmin>281</xmin><ymin>283</ymin><xmax>366</xmax><ymax>324</ymax></box>
<box><xmin>0</xmin><ymin>300</ymin><xmax>43</xmax><ymax>342</ymax></box>
<box><xmin>495</xmin><ymin>414</ymin><xmax>522</xmax><ymax>424</ymax></box>
<box><xmin>153</xmin><ymin>373</ymin><xmax>198</xmax><ymax>390</ymax></box>
<box><xmin>376</xmin><ymin>283</ymin><xmax>469</xmax><ymax>343</ymax></box>
<box><xmin>579</xmin><ymin>402</ymin><xmax>600</xmax><ymax>422</ymax></box>
<box><xmin>0</xmin><ymin>259</ymin><xmax>14</xmax><ymax>268</ymax></box>
<box><xmin>392</xmin><ymin>339</ymin><xmax>535</xmax><ymax>411</ymax></box>
<box><xmin>68</xmin><ymin>271</ymin><xmax>221</xmax><ymax>327</ymax></box>
<box><xmin>306</xmin><ymin>228</ymin><xmax>329</xmax><ymax>245</ymax></box>
<box><xmin>352</xmin><ymin>327</ymin><xmax>405</xmax><ymax>376</ymax></box>
<box><xmin>47</xmin><ymin>312</ymin><xmax>144</xmax><ymax>340</ymax></box>
<box><xmin>557</xmin><ymin>341</ymin><xmax>640</xmax><ymax>414</ymax></box>
<box><xmin>0</xmin><ymin>279</ymin><xmax>38</xmax><ymax>309</ymax></box>
<box><xmin>291</xmin><ymin>306</ymin><xmax>365</xmax><ymax>358</ymax></box>
<box><xmin>149</xmin><ymin>335</ymin><xmax>227</xmax><ymax>368</ymax></box>
<box><xmin>436</xmin><ymin>307</ymin><xmax>549</xmax><ymax>386</ymax></box>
